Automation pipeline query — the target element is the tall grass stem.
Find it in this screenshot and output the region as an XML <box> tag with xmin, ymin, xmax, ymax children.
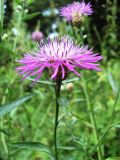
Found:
<box><xmin>82</xmin><ymin>76</ymin><xmax>103</xmax><ymax>160</ymax></box>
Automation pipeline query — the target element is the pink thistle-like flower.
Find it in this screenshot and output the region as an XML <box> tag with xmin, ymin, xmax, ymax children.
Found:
<box><xmin>16</xmin><ymin>36</ymin><xmax>102</xmax><ymax>83</ymax></box>
<box><xmin>31</xmin><ymin>31</ymin><xmax>44</xmax><ymax>42</ymax></box>
<box><xmin>60</xmin><ymin>1</ymin><xmax>93</xmax><ymax>24</ymax></box>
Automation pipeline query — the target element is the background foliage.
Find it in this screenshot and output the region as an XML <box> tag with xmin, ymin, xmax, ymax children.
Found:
<box><xmin>0</xmin><ymin>0</ymin><xmax>120</xmax><ymax>160</ymax></box>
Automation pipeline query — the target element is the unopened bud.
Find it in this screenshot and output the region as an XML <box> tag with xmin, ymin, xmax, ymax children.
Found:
<box><xmin>31</xmin><ymin>31</ymin><xmax>44</xmax><ymax>42</ymax></box>
<box><xmin>72</xmin><ymin>13</ymin><xmax>84</xmax><ymax>26</ymax></box>
<box><xmin>66</xmin><ymin>83</ymin><xmax>74</xmax><ymax>91</ymax></box>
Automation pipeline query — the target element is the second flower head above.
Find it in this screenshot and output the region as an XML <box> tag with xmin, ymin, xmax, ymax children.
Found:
<box><xmin>60</xmin><ymin>1</ymin><xmax>93</xmax><ymax>26</ymax></box>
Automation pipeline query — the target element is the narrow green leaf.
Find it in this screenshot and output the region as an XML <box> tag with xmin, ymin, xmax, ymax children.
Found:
<box><xmin>0</xmin><ymin>129</ymin><xmax>9</xmax><ymax>136</ymax></box>
<box><xmin>10</xmin><ymin>142</ymin><xmax>55</xmax><ymax>160</ymax></box>
<box><xmin>27</xmin><ymin>77</ymin><xmax>55</xmax><ymax>86</ymax></box>
<box><xmin>93</xmin><ymin>120</ymin><xmax>120</xmax><ymax>153</ymax></box>
<box><xmin>27</xmin><ymin>77</ymin><xmax>79</xmax><ymax>86</ymax></box>
<box><xmin>108</xmin><ymin>72</ymin><xmax>118</xmax><ymax>95</ymax></box>
<box><xmin>23</xmin><ymin>12</ymin><xmax>40</xmax><ymax>21</ymax></box>
<box><xmin>106</xmin><ymin>157</ymin><xmax>120</xmax><ymax>160</ymax></box>
<box><xmin>58</xmin><ymin>146</ymin><xmax>79</xmax><ymax>151</ymax></box>
<box><xmin>0</xmin><ymin>93</ymin><xmax>36</xmax><ymax>117</ymax></box>
<box><xmin>62</xmin><ymin>77</ymin><xmax>79</xmax><ymax>83</ymax></box>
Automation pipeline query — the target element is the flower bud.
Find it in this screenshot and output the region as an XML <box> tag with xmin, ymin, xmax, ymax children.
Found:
<box><xmin>31</xmin><ymin>31</ymin><xmax>44</xmax><ymax>42</ymax></box>
<box><xmin>66</xmin><ymin>83</ymin><xmax>74</xmax><ymax>91</ymax></box>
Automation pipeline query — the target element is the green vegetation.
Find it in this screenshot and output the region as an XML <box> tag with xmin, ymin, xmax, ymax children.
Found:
<box><xmin>0</xmin><ymin>0</ymin><xmax>120</xmax><ymax>160</ymax></box>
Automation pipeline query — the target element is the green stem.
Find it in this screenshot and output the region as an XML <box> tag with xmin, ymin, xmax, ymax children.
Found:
<box><xmin>54</xmin><ymin>80</ymin><xmax>62</xmax><ymax>160</ymax></box>
<box><xmin>1</xmin><ymin>92</ymin><xmax>8</xmax><ymax>155</ymax></box>
<box><xmin>13</xmin><ymin>2</ymin><xmax>26</xmax><ymax>52</ymax></box>
<box><xmin>13</xmin><ymin>11</ymin><xmax>23</xmax><ymax>52</ymax></box>
<box><xmin>70</xmin><ymin>22</ymin><xmax>76</xmax><ymax>38</ymax></box>
<box><xmin>82</xmin><ymin>76</ymin><xmax>103</xmax><ymax>160</ymax></box>
<box><xmin>70</xmin><ymin>22</ymin><xmax>84</xmax><ymax>43</ymax></box>
<box><xmin>0</xmin><ymin>0</ymin><xmax>4</xmax><ymax>38</ymax></box>
<box><xmin>93</xmin><ymin>87</ymin><xmax>120</xmax><ymax>152</ymax></box>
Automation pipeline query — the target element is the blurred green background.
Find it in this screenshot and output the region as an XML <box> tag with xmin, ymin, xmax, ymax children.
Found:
<box><xmin>0</xmin><ymin>0</ymin><xmax>120</xmax><ymax>160</ymax></box>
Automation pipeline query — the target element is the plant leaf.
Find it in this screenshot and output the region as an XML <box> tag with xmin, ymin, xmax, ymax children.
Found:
<box><xmin>58</xmin><ymin>146</ymin><xmax>79</xmax><ymax>151</ymax></box>
<box><xmin>0</xmin><ymin>129</ymin><xmax>9</xmax><ymax>136</ymax></box>
<box><xmin>23</xmin><ymin>12</ymin><xmax>41</xmax><ymax>21</ymax></box>
<box><xmin>0</xmin><ymin>93</ymin><xmax>36</xmax><ymax>117</ymax></box>
<box><xmin>10</xmin><ymin>142</ymin><xmax>55</xmax><ymax>160</ymax></box>
<box><xmin>27</xmin><ymin>77</ymin><xmax>79</xmax><ymax>86</ymax></box>
<box><xmin>108</xmin><ymin>72</ymin><xmax>118</xmax><ymax>95</ymax></box>
<box><xmin>27</xmin><ymin>77</ymin><xmax>55</xmax><ymax>86</ymax></box>
<box><xmin>106</xmin><ymin>157</ymin><xmax>120</xmax><ymax>160</ymax></box>
<box><xmin>63</xmin><ymin>77</ymin><xmax>79</xmax><ymax>83</ymax></box>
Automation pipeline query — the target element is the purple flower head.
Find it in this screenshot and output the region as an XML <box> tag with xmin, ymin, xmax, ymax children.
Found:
<box><xmin>16</xmin><ymin>36</ymin><xmax>102</xmax><ymax>83</ymax></box>
<box><xmin>31</xmin><ymin>31</ymin><xmax>44</xmax><ymax>42</ymax></box>
<box><xmin>60</xmin><ymin>1</ymin><xmax>93</xmax><ymax>25</ymax></box>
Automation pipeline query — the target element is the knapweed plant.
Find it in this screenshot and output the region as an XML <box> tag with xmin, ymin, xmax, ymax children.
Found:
<box><xmin>16</xmin><ymin>37</ymin><xmax>102</xmax><ymax>160</ymax></box>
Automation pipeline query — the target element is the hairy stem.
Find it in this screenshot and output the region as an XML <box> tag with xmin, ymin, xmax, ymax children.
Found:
<box><xmin>70</xmin><ymin>22</ymin><xmax>76</xmax><ymax>38</ymax></box>
<box><xmin>54</xmin><ymin>80</ymin><xmax>62</xmax><ymax>160</ymax></box>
